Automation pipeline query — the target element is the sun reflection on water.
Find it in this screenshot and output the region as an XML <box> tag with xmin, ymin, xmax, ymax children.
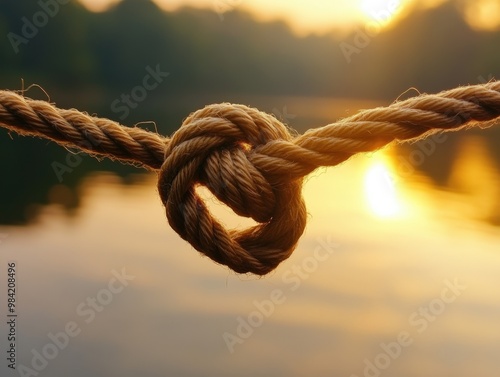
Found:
<box><xmin>2</xmin><ymin>134</ymin><xmax>500</xmax><ymax>377</ymax></box>
<box><xmin>363</xmin><ymin>154</ymin><xmax>403</xmax><ymax>219</ymax></box>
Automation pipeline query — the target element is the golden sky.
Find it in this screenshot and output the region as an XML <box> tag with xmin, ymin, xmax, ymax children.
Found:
<box><xmin>78</xmin><ymin>0</ymin><xmax>500</xmax><ymax>35</ymax></box>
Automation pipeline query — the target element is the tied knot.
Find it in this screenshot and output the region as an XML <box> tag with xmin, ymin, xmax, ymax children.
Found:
<box><xmin>2</xmin><ymin>82</ymin><xmax>500</xmax><ymax>275</ymax></box>
<box><xmin>157</xmin><ymin>103</ymin><xmax>307</xmax><ymax>275</ymax></box>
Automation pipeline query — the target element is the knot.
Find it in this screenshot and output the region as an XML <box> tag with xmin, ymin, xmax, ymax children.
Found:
<box><xmin>157</xmin><ymin>103</ymin><xmax>307</xmax><ymax>275</ymax></box>
<box><xmin>3</xmin><ymin>83</ymin><xmax>500</xmax><ymax>275</ymax></box>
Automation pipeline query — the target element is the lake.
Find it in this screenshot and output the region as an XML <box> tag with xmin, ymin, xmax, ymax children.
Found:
<box><xmin>1</xmin><ymin>95</ymin><xmax>499</xmax><ymax>377</ymax></box>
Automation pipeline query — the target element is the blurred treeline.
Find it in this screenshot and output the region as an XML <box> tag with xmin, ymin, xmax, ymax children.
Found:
<box><xmin>1</xmin><ymin>0</ymin><xmax>499</xmax><ymax>107</ymax></box>
<box><xmin>0</xmin><ymin>0</ymin><xmax>499</xmax><ymax>224</ymax></box>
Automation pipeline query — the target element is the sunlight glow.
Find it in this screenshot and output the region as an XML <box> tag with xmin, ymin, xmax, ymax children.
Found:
<box><xmin>77</xmin><ymin>0</ymin><xmax>499</xmax><ymax>34</ymax></box>
<box><xmin>79</xmin><ymin>0</ymin><xmax>120</xmax><ymax>12</ymax></box>
<box><xmin>364</xmin><ymin>157</ymin><xmax>402</xmax><ymax>219</ymax></box>
<box><xmin>462</xmin><ymin>0</ymin><xmax>500</xmax><ymax>31</ymax></box>
<box><xmin>359</xmin><ymin>0</ymin><xmax>402</xmax><ymax>24</ymax></box>
<box><xmin>77</xmin><ymin>0</ymin><xmax>414</xmax><ymax>35</ymax></box>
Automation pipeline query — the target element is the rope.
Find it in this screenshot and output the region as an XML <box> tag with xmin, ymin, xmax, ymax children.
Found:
<box><xmin>1</xmin><ymin>81</ymin><xmax>500</xmax><ymax>275</ymax></box>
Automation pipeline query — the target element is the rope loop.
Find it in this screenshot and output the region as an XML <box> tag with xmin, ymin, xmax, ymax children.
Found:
<box><xmin>157</xmin><ymin>103</ymin><xmax>307</xmax><ymax>275</ymax></box>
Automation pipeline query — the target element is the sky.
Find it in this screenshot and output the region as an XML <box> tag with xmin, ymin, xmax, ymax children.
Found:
<box><xmin>78</xmin><ymin>0</ymin><xmax>500</xmax><ymax>35</ymax></box>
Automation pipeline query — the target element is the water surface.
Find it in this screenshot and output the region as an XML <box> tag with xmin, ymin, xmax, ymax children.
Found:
<box><xmin>1</xmin><ymin>97</ymin><xmax>499</xmax><ymax>377</ymax></box>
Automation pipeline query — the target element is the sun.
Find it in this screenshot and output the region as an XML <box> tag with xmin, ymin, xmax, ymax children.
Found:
<box><xmin>359</xmin><ymin>0</ymin><xmax>403</xmax><ymax>25</ymax></box>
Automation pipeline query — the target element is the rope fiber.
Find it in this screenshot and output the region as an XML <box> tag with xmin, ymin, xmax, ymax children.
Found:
<box><xmin>1</xmin><ymin>81</ymin><xmax>500</xmax><ymax>275</ymax></box>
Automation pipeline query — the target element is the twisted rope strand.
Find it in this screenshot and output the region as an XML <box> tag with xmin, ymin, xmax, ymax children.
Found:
<box><xmin>0</xmin><ymin>95</ymin><xmax>166</xmax><ymax>169</ymax></box>
<box><xmin>1</xmin><ymin>81</ymin><xmax>499</xmax><ymax>275</ymax></box>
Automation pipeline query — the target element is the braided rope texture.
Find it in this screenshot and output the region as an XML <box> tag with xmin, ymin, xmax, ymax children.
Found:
<box><xmin>1</xmin><ymin>81</ymin><xmax>500</xmax><ymax>275</ymax></box>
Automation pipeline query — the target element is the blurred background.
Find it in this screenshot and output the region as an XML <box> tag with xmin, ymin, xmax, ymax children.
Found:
<box><xmin>0</xmin><ymin>0</ymin><xmax>499</xmax><ymax>376</ymax></box>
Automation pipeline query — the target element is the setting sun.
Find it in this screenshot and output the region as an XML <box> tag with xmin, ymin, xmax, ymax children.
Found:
<box><xmin>359</xmin><ymin>0</ymin><xmax>402</xmax><ymax>20</ymax></box>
